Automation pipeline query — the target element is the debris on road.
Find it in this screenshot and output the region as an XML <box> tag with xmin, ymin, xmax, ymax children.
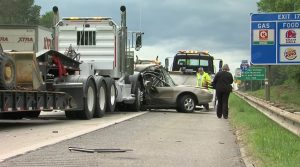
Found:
<box><xmin>68</xmin><ymin>147</ymin><xmax>133</xmax><ymax>153</ymax></box>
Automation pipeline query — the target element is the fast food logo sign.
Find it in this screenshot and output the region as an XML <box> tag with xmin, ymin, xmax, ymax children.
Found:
<box><xmin>259</xmin><ymin>30</ymin><xmax>269</xmax><ymax>40</ymax></box>
<box><xmin>285</xmin><ymin>30</ymin><xmax>297</xmax><ymax>43</ymax></box>
<box><xmin>284</xmin><ymin>48</ymin><xmax>297</xmax><ymax>60</ymax></box>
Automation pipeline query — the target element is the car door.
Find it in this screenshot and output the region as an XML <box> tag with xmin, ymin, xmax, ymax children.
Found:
<box><xmin>146</xmin><ymin>67</ymin><xmax>175</xmax><ymax>107</ymax></box>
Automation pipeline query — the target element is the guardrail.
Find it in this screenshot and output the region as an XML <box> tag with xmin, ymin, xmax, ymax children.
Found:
<box><xmin>234</xmin><ymin>91</ymin><xmax>300</xmax><ymax>137</ymax></box>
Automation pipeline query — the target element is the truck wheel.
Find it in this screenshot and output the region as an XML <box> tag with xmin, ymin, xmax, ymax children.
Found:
<box><xmin>177</xmin><ymin>95</ymin><xmax>195</xmax><ymax>113</ymax></box>
<box><xmin>0</xmin><ymin>112</ymin><xmax>24</xmax><ymax>119</ymax></box>
<box><xmin>0</xmin><ymin>55</ymin><xmax>16</xmax><ymax>90</ymax></box>
<box><xmin>24</xmin><ymin>111</ymin><xmax>41</xmax><ymax>118</ymax></box>
<box><xmin>94</xmin><ymin>80</ymin><xmax>107</xmax><ymax>118</ymax></box>
<box><xmin>65</xmin><ymin>110</ymin><xmax>78</xmax><ymax>119</ymax></box>
<box><xmin>78</xmin><ymin>79</ymin><xmax>96</xmax><ymax>119</ymax></box>
<box><xmin>105</xmin><ymin>78</ymin><xmax>116</xmax><ymax>113</ymax></box>
<box><xmin>129</xmin><ymin>82</ymin><xmax>141</xmax><ymax>111</ymax></box>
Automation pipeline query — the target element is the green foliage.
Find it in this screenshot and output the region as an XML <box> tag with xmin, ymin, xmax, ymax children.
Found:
<box><xmin>40</xmin><ymin>12</ymin><xmax>54</xmax><ymax>28</ymax></box>
<box><xmin>284</xmin><ymin>66</ymin><xmax>300</xmax><ymax>83</ymax></box>
<box><xmin>269</xmin><ymin>66</ymin><xmax>287</xmax><ymax>86</ymax></box>
<box><xmin>257</xmin><ymin>0</ymin><xmax>300</xmax><ymax>12</ymax></box>
<box><xmin>229</xmin><ymin>94</ymin><xmax>300</xmax><ymax>167</ymax></box>
<box><xmin>0</xmin><ymin>0</ymin><xmax>41</xmax><ymax>25</ymax></box>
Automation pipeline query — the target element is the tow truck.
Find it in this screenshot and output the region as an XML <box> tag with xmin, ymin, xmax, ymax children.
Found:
<box><xmin>165</xmin><ymin>50</ymin><xmax>223</xmax><ymax>109</ymax></box>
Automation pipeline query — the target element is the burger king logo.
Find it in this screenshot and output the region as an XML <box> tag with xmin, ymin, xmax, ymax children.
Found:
<box><xmin>284</xmin><ymin>48</ymin><xmax>297</xmax><ymax>60</ymax></box>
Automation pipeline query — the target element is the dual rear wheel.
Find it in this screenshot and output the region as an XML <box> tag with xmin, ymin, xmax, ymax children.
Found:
<box><xmin>94</xmin><ymin>80</ymin><xmax>107</xmax><ymax>118</ymax></box>
<box><xmin>104</xmin><ymin>78</ymin><xmax>116</xmax><ymax>113</ymax></box>
<box><xmin>65</xmin><ymin>77</ymin><xmax>116</xmax><ymax>120</ymax></box>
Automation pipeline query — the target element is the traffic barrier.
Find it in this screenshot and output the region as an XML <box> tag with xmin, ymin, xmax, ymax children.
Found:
<box><xmin>234</xmin><ymin>91</ymin><xmax>300</xmax><ymax>137</ymax></box>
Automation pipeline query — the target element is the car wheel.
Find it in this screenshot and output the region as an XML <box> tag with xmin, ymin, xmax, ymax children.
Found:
<box><xmin>177</xmin><ymin>95</ymin><xmax>195</xmax><ymax>113</ymax></box>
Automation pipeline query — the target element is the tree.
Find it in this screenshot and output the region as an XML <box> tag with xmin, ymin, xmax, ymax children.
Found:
<box><xmin>257</xmin><ymin>0</ymin><xmax>300</xmax><ymax>85</ymax></box>
<box><xmin>257</xmin><ymin>0</ymin><xmax>300</xmax><ymax>12</ymax></box>
<box><xmin>40</xmin><ymin>12</ymin><xmax>54</xmax><ymax>28</ymax></box>
<box><xmin>0</xmin><ymin>0</ymin><xmax>41</xmax><ymax>25</ymax></box>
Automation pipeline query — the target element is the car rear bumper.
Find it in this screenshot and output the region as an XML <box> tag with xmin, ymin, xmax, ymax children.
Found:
<box><xmin>196</xmin><ymin>92</ymin><xmax>213</xmax><ymax>104</ymax></box>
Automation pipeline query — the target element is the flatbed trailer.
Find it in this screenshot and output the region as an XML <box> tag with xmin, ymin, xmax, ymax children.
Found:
<box><xmin>0</xmin><ymin>90</ymin><xmax>71</xmax><ymax>118</ymax></box>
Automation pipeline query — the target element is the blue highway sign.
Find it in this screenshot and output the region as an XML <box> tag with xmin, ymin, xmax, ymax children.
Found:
<box><xmin>240</xmin><ymin>60</ymin><xmax>250</xmax><ymax>72</ymax></box>
<box><xmin>251</xmin><ymin>13</ymin><xmax>300</xmax><ymax>65</ymax></box>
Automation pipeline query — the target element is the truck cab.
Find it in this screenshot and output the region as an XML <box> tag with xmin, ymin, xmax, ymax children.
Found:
<box><xmin>171</xmin><ymin>50</ymin><xmax>215</xmax><ymax>74</ymax></box>
<box><xmin>56</xmin><ymin>17</ymin><xmax>123</xmax><ymax>78</ymax></box>
<box><xmin>165</xmin><ymin>50</ymin><xmax>222</xmax><ymax>85</ymax></box>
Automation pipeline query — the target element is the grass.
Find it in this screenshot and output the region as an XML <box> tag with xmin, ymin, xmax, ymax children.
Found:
<box><xmin>247</xmin><ymin>83</ymin><xmax>300</xmax><ymax>112</ymax></box>
<box><xmin>229</xmin><ymin>94</ymin><xmax>300</xmax><ymax>167</ymax></box>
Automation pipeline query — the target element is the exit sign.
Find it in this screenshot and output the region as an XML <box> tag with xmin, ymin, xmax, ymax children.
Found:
<box><xmin>251</xmin><ymin>13</ymin><xmax>300</xmax><ymax>64</ymax></box>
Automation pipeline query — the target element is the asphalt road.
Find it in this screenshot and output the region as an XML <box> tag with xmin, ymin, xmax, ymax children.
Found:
<box><xmin>0</xmin><ymin>110</ymin><xmax>245</xmax><ymax>167</ymax></box>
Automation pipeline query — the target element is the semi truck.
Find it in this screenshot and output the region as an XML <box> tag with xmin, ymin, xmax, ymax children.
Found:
<box><xmin>165</xmin><ymin>50</ymin><xmax>223</xmax><ymax>109</ymax></box>
<box><xmin>0</xmin><ymin>25</ymin><xmax>52</xmax><ymax>55</ymax></box>
<box><xmin>0</xmin><ymin>6</ymin><xmax>143</xmax><ymax>119</ymax></box>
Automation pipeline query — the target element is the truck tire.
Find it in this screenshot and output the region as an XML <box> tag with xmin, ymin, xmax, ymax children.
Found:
<box><xmin>65</xmin><ymin>110</ymin><xmax>78</xmax><ymax>119</ymax></box>
<box><xmin>177</xmin><ymin>94</ymin><xmax>195</xmax><ymax>113</ymax></box>
<box><xmin>128</xmin><ymin>82</ymin><xmax>141</xmax><ymax>111</ymax></box>
<box><xmin>0</xmin><ymin>54</ymin><xmax>16</xmax><ymax>90</ymax></box>
<box><xmin>94</xmin><ymin>80</ymin><xmax>107</xmax><ymax>118</ymax></box>
<box><xmin>0</xmin><ymin>112</ymin><xmax>24</xmax><ymax>119</ymax></box>
<box><xmin>104</xmin><ymin>78</ymin><xmax>116</xmax><ymax>113</ymax></box>
<box><xmin>24</xmin><ymin>111</ymin><xmax>41</xmax><ymax>118</ymax></box>
<box><xmin>78</xmin><ymin>79</ymin><xmax>96</xmax><ymax>119</ymax></box>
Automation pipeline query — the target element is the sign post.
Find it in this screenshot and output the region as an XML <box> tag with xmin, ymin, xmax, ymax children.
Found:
<box><xmin>265</xmin><ymin>65</ymin><xmax>271</xmax><ymax>101</ymax></box>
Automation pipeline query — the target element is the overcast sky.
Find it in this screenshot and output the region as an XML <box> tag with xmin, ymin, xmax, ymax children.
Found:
<box><xmin>35</xmin><ymin>0</ymin><xmax>259</xmax><ymax>72</ymax></box>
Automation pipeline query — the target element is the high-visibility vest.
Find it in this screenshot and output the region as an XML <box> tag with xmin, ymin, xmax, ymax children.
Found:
<box><xmin>196</xmin><ymin>72</ymin><xmax>211</xmax><ymax>88</ymax></box>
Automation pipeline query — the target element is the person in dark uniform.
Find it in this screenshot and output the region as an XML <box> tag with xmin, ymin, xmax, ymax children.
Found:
<box><xmin>211</xmin><ymin>64</ymin><xmax>233</xmax><ymax>119</ymax></box>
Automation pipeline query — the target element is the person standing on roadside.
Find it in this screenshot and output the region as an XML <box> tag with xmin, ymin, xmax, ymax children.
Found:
<box><xmin>211</xmin><ymin>64</ymin><xmax>233</xmax><ymax>119</ymax></box>
<box><xmin>196</xmin><ymin>67</ymin><xmax>211</xmax><ymax>110</ymax></box>
<box><xmin>196</xmin><ymin>67</ymin><xmax>211</xmax><ymax>88</ymax></box>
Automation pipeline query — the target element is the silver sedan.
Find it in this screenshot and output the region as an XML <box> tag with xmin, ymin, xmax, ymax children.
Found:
<box><xmin>136</xmin><ymin>64</ymin><xmax>213</xmax><ymax>113</ymax></box>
